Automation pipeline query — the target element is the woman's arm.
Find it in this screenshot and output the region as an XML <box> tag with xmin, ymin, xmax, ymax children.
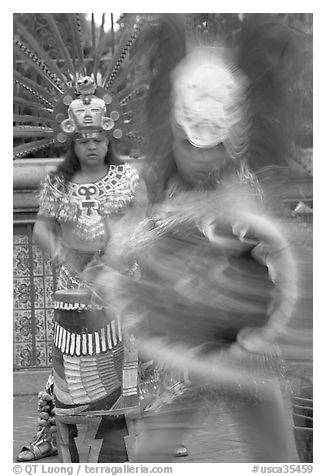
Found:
<box><xmin>233</xmin><ymin>212</ymin><xmax>299</xmax><ymax>353</ymax></box>
<box><xmin>33</xmin><ymin>217</ymin><xmax>62</xmax><ymax>260</ymax></box>
<box><xmin>33</xmin><ymin>172</ymin><xmax>67</xmax><ymax>263</ymax></box>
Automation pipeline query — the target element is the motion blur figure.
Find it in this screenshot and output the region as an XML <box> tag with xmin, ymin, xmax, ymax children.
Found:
<box><xmin>94</xmin><ymin>14</ymin><xmax>312</xmax><ymax>463</ymax></box>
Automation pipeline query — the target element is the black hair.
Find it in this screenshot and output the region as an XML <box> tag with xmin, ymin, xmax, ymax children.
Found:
<box><xmin>237</xmin><ymin>14</ymin><xmax>301</xmax><ymax>171</ymax></box>
<box><xmin>143</xmin><ymin>14</ymin><xmax>187</xmax><ymax>203</ymax></box>
<box><xmin>52</xmin><ymin>139</ymin><xmax>113</xmax><ymax>182</ymax></box>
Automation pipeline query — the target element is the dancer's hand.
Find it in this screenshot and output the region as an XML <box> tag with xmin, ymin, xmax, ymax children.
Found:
<box><xmin>236</xmin><ymin>325</ymin><xmax>278</xmax><ymax>354</ymax></box>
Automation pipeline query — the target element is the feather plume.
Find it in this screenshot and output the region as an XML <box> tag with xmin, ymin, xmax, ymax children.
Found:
<box><xmin>92</xmin><ymin>14</ymin><xmax>106</xmax><ymax>80</ymax></box>
<box><xmin>13</xmin><ymin>138</ymin><xmax>55</xmax><ymax>159</ymax></box>
<box><xmin>13</xmin><ymin>126</ymin><xmax>54</xmax><ymax>138</ymax></box>
<box><xmin>141</xmin><ymin>14</ymin><xmax>187</xmax><ymax>201</ymax></box>
<box><xmin>13</xmin><ymin>16</ymin><xmax>67</xmax><ymax>85</ymax></box>
<box><xmin>13</xmin><ymin>114</ymin><xmax>53</xmax><ymax>125</ymax></box>
<box><xmin>14</xmin><ymin>71</ymin><xmax>56</xmax><ymax>107</ymax></box>
<box><xmin>68</xmin><ymin>13</ymin><xmax>86</xmax><ymax>77</ymax></box>
<box><xmin>237</xmin><ymin>14</ymin><xmax>302</xmax><ymax>171</ymax></box>
<box><xmin>13</xmin><ymin>95</ymin><xmax>52</xmax><ymax>114</ymax></box>
<box><xmin>13</xmin><ymin>37</ymin><xmax>64</xmax><ymax>93</ymax></box>
<box><xmin>13</xmin><ymin>13</ymin><xmax>154</xmax><ymax>158</ymax></box>
<box><xmin>102</xmin><ymin>15</ymin><xmax>142</xmax><ymax>88</ymax></box>
<box><xmin>42</xmin><ymin>13</ymin><xmax>76</xmax><ymax>81</ymax></box>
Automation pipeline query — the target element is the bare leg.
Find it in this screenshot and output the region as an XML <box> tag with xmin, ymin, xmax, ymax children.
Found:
<box><xmin>135</xmin><ymin>391</ymin><xmax>201</xmax><ymax>462</ymax></box>
<box><xmin>135</xmin><ymin>411</ymin><xmax>194</xmax><ymax>462</ymax></box>
<box><xmin>228</xmin><ymin>380</ymin><xmax>298</xmax><ymax>462</ymax></box>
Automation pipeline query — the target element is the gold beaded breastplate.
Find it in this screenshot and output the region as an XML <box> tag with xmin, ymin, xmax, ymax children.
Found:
<box><xmin>38</xmin><ymin>163</ymin><xmax>139</xmax><ymax>241</ymax></box>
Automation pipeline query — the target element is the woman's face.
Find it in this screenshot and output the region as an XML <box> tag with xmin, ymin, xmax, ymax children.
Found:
<box><xmin>172</xmin><ymin>125</ymin><xmax>230</xmax><ymax>185</ymax></box>
<box><xmin>74</xmin><ymin>134</ymin><xmax>108</xmax><ymax>169</ymax></box>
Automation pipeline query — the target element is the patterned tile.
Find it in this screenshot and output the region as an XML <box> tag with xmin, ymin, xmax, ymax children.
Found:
<box><xmin>35</xmin><ymin>309</ymin><xmax>46</xmax><ymax>341</ymax></box>
<box><xmin>46</xmin><ymin>342</ymin><xmax>53</xmax><ymax>367</ymax></box>
<box><xmin>35</xmin><ymin>342</ymin><xmax>47</xmax><ymax>367</ymax></box>
<box><xmin>13</xmin><ymin>245</ymin><xmax>30</xmax><ymax>277</ymax></box>
<box><xmin>31</xmin><ymin>235</ymin><xmax>53</xmax><ymax>275</ymax></box>
<box><xmin>13</xmin><ymin>342</ymin><xmax>33</xmax><ymax>369</ymax></box>
<box><xmin>44</xmin><ymin>276</ymin><xmax>55</xmax><ymax>308</ymax></box>
<box><xmin>45</xmin><ymin>309</ymin><xmax>55</xmax><ymax>340</ymax></box>
<box><xmin>32</xmin><ymin>246</ymin><xmax>44</xmax><ymax>276</ymax></box>
<box><xmin>33</xmin><ymin>277</ymin><xmax>45</xmax><ymax>308</ymax></box>
<box><xmin>44</xmin><ymin>252</ymin><xmax>54</xmax><ymax>276</ymax></box>
<box><xmin>14</xmin><ymin>227</ymin><xmax>58</xmax><ymax>369</ymax></box>
<box><xmin>13</xmin><ymin>234</ymin><xmax>28</xmax><ymax>245</ymax></box>
<box><xmin>13</xmin><ymin>278</ymin><xmax>32</xmax><ymax>309</ymax></box>
<box><xmin>13</xmin><ymin>310</ymin><xmax>32</xmax><ymax>342</ymax></box>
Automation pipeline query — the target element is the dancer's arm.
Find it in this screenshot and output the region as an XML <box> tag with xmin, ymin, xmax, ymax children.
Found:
<box><xmin>234</xmin><ymin>213</ymin><xmax>299</xmax><ymax>353</ymax></box>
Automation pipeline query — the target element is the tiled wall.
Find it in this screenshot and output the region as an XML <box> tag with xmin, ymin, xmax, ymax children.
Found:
<box><xmin>13</xmin><ymin>223</ymin><xmax>57</xmax><ymax>370</ymax></box>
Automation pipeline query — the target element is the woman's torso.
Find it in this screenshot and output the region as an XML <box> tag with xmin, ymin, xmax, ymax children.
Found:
<box><xmin>39</xmin><ymin>163</ymin><xmax>139</xmax><ymax>253</ymax></box>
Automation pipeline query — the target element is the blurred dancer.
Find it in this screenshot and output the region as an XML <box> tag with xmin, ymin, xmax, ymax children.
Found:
<box><xmin>97</xmin><ymin>14</ymin><xmax>310</xmax><ymax>462</ymax></box>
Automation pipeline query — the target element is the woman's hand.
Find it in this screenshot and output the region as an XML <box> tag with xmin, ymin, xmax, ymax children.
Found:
<box><xmin>236</xmin><ymin>325</ymin><xmax>278</xmax><ymax>354</ymax></box>
<box><xmin>33</xmin><ymin>217</ymin><xmax>66</xmax><ymax>264</ymax></box>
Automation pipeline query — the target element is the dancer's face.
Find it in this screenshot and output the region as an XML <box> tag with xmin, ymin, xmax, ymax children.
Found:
<box><xmin>172</xmin><ymin>125</ymin><xmax>230</xmax><ymax>185</ymax></box>
<box><xmin>74</xmin><ymin>134</ymin><xmax>108</xmax><ymax>170</ymax></box>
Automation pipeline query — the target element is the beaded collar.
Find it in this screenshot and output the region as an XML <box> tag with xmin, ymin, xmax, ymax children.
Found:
<box><xmin>38</xmin><ymin>163</ymin><xmax>139</xmax><ymax>241</ymax></box>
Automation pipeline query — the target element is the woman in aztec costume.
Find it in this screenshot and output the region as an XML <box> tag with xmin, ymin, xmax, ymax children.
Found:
<box><xmin>91</xmin><ymin>14</ymin><xmax>312</xmax><ymax>462</ymax></box>
<box><xmin>13</xmin><ymin>13</ymin><xmax>156</xmax><ymax>463</ymax></box>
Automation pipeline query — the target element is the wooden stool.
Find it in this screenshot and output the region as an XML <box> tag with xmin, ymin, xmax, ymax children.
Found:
<box><xmin>56</xmin><ymin>409</ymin><xmax>140</xmax><ymax>463</ymax></box>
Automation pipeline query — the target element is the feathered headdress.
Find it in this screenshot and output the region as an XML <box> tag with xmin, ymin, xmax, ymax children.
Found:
<box><xmin>13</xmin><ymin>13</ymin><xmax>152</xmax><ymax>159</ymax></box>
<box><xmin>170</xmin><ymin>47</ymin><xmax>251</xmax><ymax>156</ymax></box>
<box><xmin>142</xmin><ymin>14</ymin><xmax>308</xmax><ymax>202</ymax></box>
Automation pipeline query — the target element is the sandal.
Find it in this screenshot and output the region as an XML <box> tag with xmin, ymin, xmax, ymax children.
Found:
<box><xmin>174</xmin><ymin>445</ymin><xmax>188</xmax><ymax>457</ymax></box>
<box><xmin>17</xmin><ymin>432</ymin><xmax>57</xmax><ymax>462</ymax></box>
